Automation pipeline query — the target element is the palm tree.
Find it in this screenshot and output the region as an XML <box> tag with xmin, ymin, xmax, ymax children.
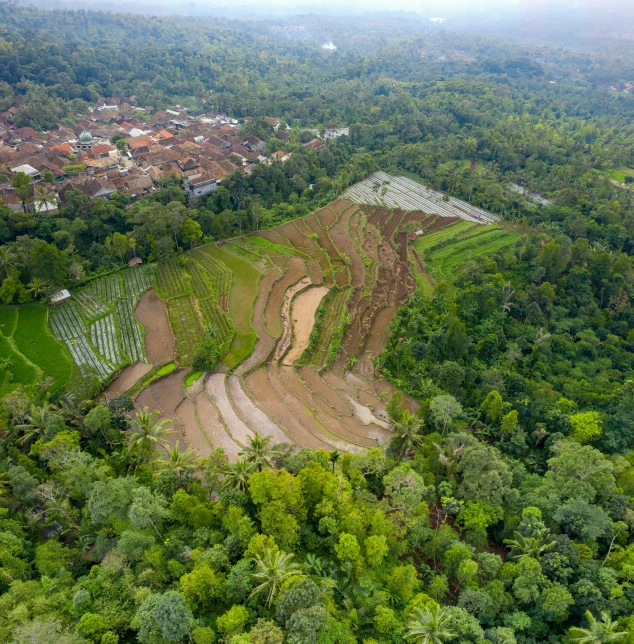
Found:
<box><xmin>0</xmin><ymin>246</ymin><xmax>17</xmax><ymax>279</ymax></box>
<box><xmin>27</xmin><ymin>278</ymin><xmax>50</xmax><ymax>300</ymax></box>
<box><xmin>503</xmin><ymin>531</ymin><xmax>556</xmax><ymax>560</ymax></box>
<box><xmin>0</xmin><ymin>357</ymin><xmax>14</xmax><ymax>371</ymax></box>
<box><xmin>14</xmin><ymin>404</ymin><xmax>58</xmax><ymax>445</ymax></box>
<box><xmin>250</xmin><ymin>549</ymin><xmax>303</xmax><ymax>607</ymax></box>
<box><xmin>329</xmin><ymin>450</ymin><xmax>341</xmax><ymax>473</ymax></box>
<box><xmin>222</xmin><ymin>458</ymin><xmax>255</xmax><ymax>491</ymax></box>
<box><xmin>404</xmin><ymin>605</ymin><xmax>457</xmax><ymax>644</ymax></box>
<box><xmin>155</xmin><ymin>441</ymin><xmax>200</xmax><ymax>480</ymax></box>
<box><xmin>392</xmin><ymin>410</ymin><xmax>425</xmax><ymax>458</ymax></box>
<box><xmin>239</xmin><ymin>431</ymin><xmax>280</xmax><ymax>472</ymax></box>
<box><xmin>32</xmin><ymin>185</ymin><xmax>58</xmax><ymax>213</ymax></box>
<box><xmin>569</xmin><ymin>611</ymin><xmax>626</xmax><ymax>643</ymax></box>
<box><xmin>127</xmin><ymin>407</ymin><xmax>174</xmax><ymax>460</ymax></box>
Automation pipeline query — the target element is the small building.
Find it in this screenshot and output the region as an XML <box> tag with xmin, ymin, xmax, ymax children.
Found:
<box><xmin>10</xmin><ymin>163</ymin><xmax>41</xmax><ymax>180</ymax></box>
<box><xmin>49</xmin><ymin>289</ymin><xmax>71</xmax><ymax>307</ymax></box>
<box><xmin>186</xmin><ymin>174</ymin><xmax>217</xmax><ymax>199</ymax></box>
<box><xmin>128</xmin><ymin>256</ymin><xmax>143</xmax><ymax>267</ymax></box>
<box><xmin>244</xmin><ymin>136</ymin><xmax>266</xmax><ymax>151</ymax></box>
<box><xmin>304</xmin><ymin>139</ymin><xmax>324</xmax><ymax>151</ymax></box>
<box><xmin>268</xmin><ymin>150</ymin><xmax>291</xmax><ymax>163</ymax></box>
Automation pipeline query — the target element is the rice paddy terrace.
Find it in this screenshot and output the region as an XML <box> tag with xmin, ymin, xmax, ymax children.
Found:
<box><xmin>47</xmin><ymin>173</ymin><xmax>519</xmax><ymax>458</ymax></box>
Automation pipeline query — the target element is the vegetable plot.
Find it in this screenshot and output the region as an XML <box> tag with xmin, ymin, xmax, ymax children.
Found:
<box><xmin>49</xmin><ymin>268</ymin><xmax>152</xmax><ymax>381</ymax></box>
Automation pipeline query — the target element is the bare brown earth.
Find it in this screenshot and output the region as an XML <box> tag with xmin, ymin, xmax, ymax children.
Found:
<box><xmin>265</xmin><ymin>258</ymin><xmax>306</xmax><ymax>338</ymax></box>
<box><xmin>227</xmin><ymin>374</ymin><xmax>292</xmax><ymax>445</ymax></box>
<box><xmin>128</xmin><ymin>198</ymin><xmax>455</xmax><ymax>460</ymax></box>
<box><xmin>135</xmin><ymin>288</ymin><xmax>175</xmax><ymax>364</ymax></box>
<box><xmin>283</xmin><ymin>286</ymin><xmax>329</xmax><ymax>365</ymax></box>
<box><xmin>104</xmin><ymin>362</ymin><xmax>152</xmax><ymax>399</ymax></box>
<box><xmin>244</xmin><ymin>367</ymin><xmax>334</xmax><ymax>451</ymax></box>
<box><xmin>274</xmin><ymin>277</ymin><xmax>312</xmax><ymax>361</ymax></box>
<box><xmin>194</xmin><ymin>392</ymin><xmax>242</xmax><ymax>459</ymax></box>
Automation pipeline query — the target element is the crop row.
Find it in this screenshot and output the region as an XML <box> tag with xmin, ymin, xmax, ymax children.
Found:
<box><xmin>190</xmin><ymin>248</ymin><xmax>232</xmax><ymax>297</ymax></box>
<box><xmin>122</xmin><ymin>267</ymin><xmax>153</xmax><ymax>298</ymax></box>
<box><xmin>185</xmin><ymin>258</ymin><xmax>214</xmax><ymax>300</ymax></box>
<box><xmin>156</xmin><ymin>259</ymin><xmax>192</xmax><ymax>301</ymax></box>
<box><xmin>90</xmin><ymin>314</ymin><xmax>123</xmax><ymax>366</ymax></box>
<box><xmin>168</xmin><ymin>296</ymin><xmax>205</xmax><ymax>366</ymax></box>
<box><xmin>50</xmin><ymin>303</ymin><xmax>86</xmax><ymax>341</ymax></box>
<box><xmin>92</xmin><ymin>275</ymin><xmax>122</xmax><ymax>303</ymax></box>
<box><xmin>74</xmin><ymin>291</ymin><xmax>109</xmax><ymax>320</ymax></box>
<box><xmin>198</xmin><ymin>298</ymin><xmax>235</xmax><ymax>344</ymax></box>
<box><xmin>116</xmin><ymin>298</ymin><xmax>146</xmax><ymax>364</ymax></box>
<box><xmin>345</xmin><ymin>171</ymin><xmax>498</xmax><ymax>223</ymax></box>
<box><xmin>65</xmin><ymin>336</ymin><xmax>114</xmax><ymax>380</ymax></box>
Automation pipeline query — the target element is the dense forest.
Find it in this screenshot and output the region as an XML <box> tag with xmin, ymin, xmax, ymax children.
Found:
<box><xmin>2</xmin><ymin>4</ymin><xmax>634</xmax><ymax>643</ymax></box>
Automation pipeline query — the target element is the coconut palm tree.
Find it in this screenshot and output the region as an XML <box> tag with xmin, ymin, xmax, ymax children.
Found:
<box><xmin>0</xmin><ymin>357</ymin><xmax>14</xmax><ymax>371</ymax></box>
<box><xmin>239</xmin><ymin>431</ymin><xmax>280</xmax><ymax>472</ymax></box>
<box><xmin>392</xmin><ymin>410</ymin><xmax>425</xmax><ymax>458</ymax></box>
<box><xmin>32</xmin><ymin>185</ymin><xmax>58</xmax><ymax>213</ymax></box>
<box><xmin>568</xmin><ymin>611</ymin><xmax>626</xmax><ymax>643</ymax></box>
<box><xmin>0</xmin><ymin>246</ymin><xmax>18</xmax><ymax>279</ymax></box>
<box><xmin>14</xmin><ymin>403</ymin><xmax>58</xmax><ymax>445</ymax></box>
<box><xmin>155</xmin><ymin>441</ymin><xmax>200</xmax><ymax>480</ymax></box>
<box><xmin>27</xmin><ymin>277</ymin><xmax>50</xmax><ymax>300</ymax></box>
<box><xmin>503</xmin><ymin>531</ymin><xmax>556</xmax><ymax>561</ymax></box>
<box><xmin>250</xmin><ymin>549</ymin><xmax>303</xmax><ymax>607</ymax></box>
<box><xmin>127</xmin><ymin>407</ymin><xmax>174</xmax><ymax>461</ymax></box>
<box><xmin>404</xmin><ymin>605</ymin><xmax>457</xmax><ymax>644</ymax></box>
<box><xmin>222</xmin><ymin>457</ymin><xmax>255</xmax><ymax>491</ymax></box>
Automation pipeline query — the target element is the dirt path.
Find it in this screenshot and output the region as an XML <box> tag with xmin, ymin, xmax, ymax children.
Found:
<box><xmin>283</xmin><ymin>286</ymin><xmax>329</xmax><ymax>365</ymax></box>
<box><xmin>135</xmin><ymin>288</ymin><xmax>175</xmax><ymax>365</ymax></box>
<box><xmin>104</xmin><ymin>363</ymin><xmax>152</xmax><ymax>399</ymax></box>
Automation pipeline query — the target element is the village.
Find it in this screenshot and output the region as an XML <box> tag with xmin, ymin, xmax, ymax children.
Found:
<box><xmin>0</xmin><ymin>97</ymin><xmax>326</xmax><ymax>213</ymax></box>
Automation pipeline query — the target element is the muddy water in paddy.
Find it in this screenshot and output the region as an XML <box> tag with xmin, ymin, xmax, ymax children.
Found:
<box><xmin>283</xmin><ymin>286</ymin><xmax>329</xmax><ymax>365</ymax></box>
<box><xmin>135</xmin><ymin>288</ymin><xmax>175</xmax><ymax>364</ymax></box>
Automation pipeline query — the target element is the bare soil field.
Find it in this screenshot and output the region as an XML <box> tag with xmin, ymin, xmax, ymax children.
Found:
<box><xmin>148</xmin><ymin>369</ymin><xmax>187</xmax><ymax>415</ymax></box>
<box><xmin>205</xmin><ymin>372</ymin><xmax>254</xmax><ymax>446</ymax></box>
<box><xmin>283</xmin><ymin>286</ymin><xmax>329</xmax><ymax>365</ymax></box>
<box><xmin>104</xmin><ymin>363</ymin><xmax>152</xmax><ymax>399</ymax></box>
<box><xmin>274</xmin><ymin>277</ymin><xmax>312</xmax><ymax>361</ymax></box>
<box><xmin>244</xmin><ymin>367</ymin><xmax>332</xmax><ymax>451</ymax></box>
<box><xmin>135</xmin><ymin>288</ymin><xmax>175</xmax><ymax>364</ymax></box>
<box><xmin>194</xmin><ymin>392</ymin><xmax>242</xmax><ymax>459</ymax></box>
<box><xmin>264</xmin><ymin>258</ymin><xmax>306</xmax><ymax>338</ymax></box>
<box><xmin>228</xmin><ymin>375</ymin><xmax>292</xmax><ymax>445</ymax></box>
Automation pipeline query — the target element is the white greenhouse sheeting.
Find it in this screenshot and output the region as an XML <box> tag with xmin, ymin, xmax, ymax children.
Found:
<box><xmin>344</xmin><ymin>171</ymin><xmax>499</xmax><ymax>224</ymax></box>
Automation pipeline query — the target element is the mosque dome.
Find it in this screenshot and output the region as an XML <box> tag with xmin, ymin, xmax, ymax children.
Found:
<box><xmin>79</xmin><ymin>131</ymin><xmax>93</xmax><ymax>142</ymax></box>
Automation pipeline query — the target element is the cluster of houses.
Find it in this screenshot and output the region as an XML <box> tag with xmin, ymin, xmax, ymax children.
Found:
<box><xmin>0</xmin><ymin>97</ymin><xmax>303</xmax><ymax>214</ymax></box>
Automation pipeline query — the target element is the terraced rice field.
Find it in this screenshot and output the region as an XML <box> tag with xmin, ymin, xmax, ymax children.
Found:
<box><xmin>0</xmin><ymin>304</ymin><xmax>72</xmax><ymax>395</ymax></box>
<box><xmin>49</xmin><ymin>267</ymin><xmax>153</xmax><ymax>381</ymax></box>
<box><xmin>125</xmin><ymin>173</ymin><xmax>508</xmax><ymax>460</ymax></box>
<box><xmin>415</xmin><ymin>221</ymin><xmax>520</xmax><ymax>281</ymax></box>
